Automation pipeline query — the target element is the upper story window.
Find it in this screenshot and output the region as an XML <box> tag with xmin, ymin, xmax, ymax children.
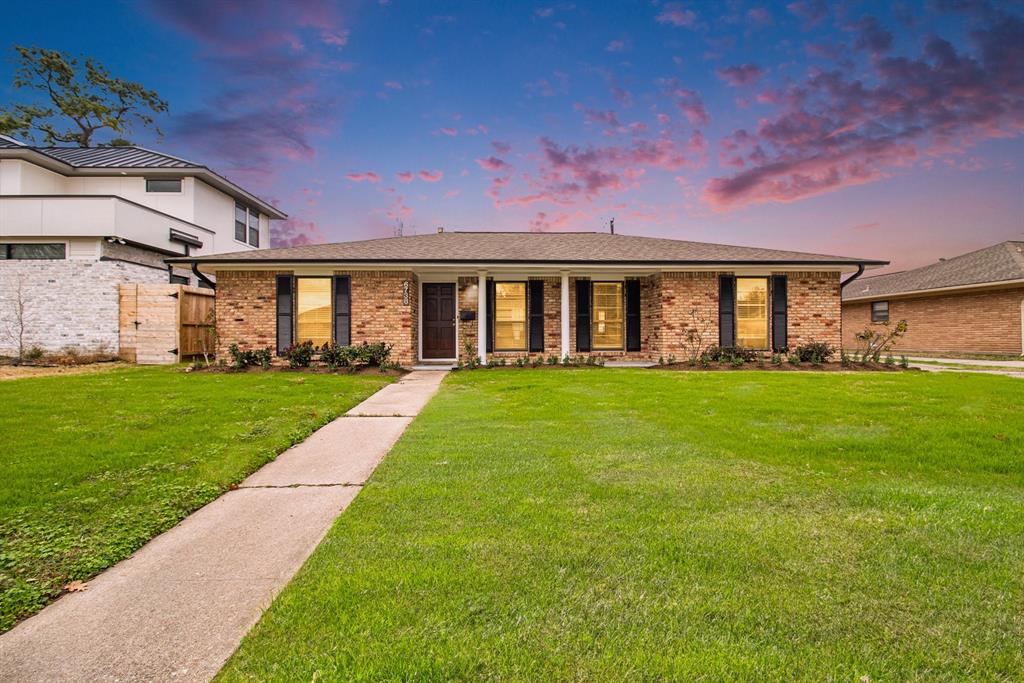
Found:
<box><xmin>145</xmin><ymin>178</ymin><xmax>182</xmax><ymax>193</ymax></box>
<box><xmin>235</xmin><ymin>203</ymin><xmax>260</xmax><ymax>247</ymax></box>
<box><xmin>871</xmin><ymin>300</ymin><xmax>889</xmax><ymax>323</ymax></box>
<box><xmin>0</xmin><ymin>243</ymin><xmax>66</xmax><ymax>260</ymax></box>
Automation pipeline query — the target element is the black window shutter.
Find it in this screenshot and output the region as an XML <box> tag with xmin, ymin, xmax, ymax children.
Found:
<box><xmin>486</xmin><ymin>279</ymin><xmax>495</xmax><ymax>353</ymax></box>
<box><xmin>575</xmin><ymin>279</ymin><xmax>591</xmax><ymax>352</ymax></box>
<box><xmin>719</xmin><ymin>275</ymin><xmax>736</xmax><ymax>347</ymax></box>
<box><xmin>334</xmin><ymin>275</ymin><xmax>351</xmax><ymax>346</ymax></box>
<box><xmin>529</xmin><ymin>280</ymin><xmax>544</xmax><ymax>352</ymax></box>
<box><xmin>771</xmin><ymin>275</ymin><xmax>788</xmax><ymax>351</ymax></box>
<box><xmin>625</xmin><ymin>279</ymin><xmax>641</xmax><ymax>352</ymax></box>
<box><xmin>275</xmin><ymin>275</ymin><xmax>293</xmax><ymax>355</ymax></box>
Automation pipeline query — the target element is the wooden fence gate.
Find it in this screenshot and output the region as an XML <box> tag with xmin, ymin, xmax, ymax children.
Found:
<box><xmin>119</xmin><ymin>284</ymin><xmax>216</xmax><ymax>364</ymax></box>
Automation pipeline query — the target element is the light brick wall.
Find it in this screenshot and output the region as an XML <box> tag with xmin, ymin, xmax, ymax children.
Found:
<box><xmin>842</xmin><ymin>286</ymin><xmax>1024</xmax><ymax>355</ymax></box>
<box><xmin>349</xmin><ymin>270</ymin><xmax>417</xmax><ymax>365</ymax></box>
<box><xmin>215</xmin><ymin>270</ymin><xmax>418</xmax><ymax>365</ymax></box>
<box><xmin>0</xmin><ymin>259</ymin><xmax>165</xmax><ymax>356</ymax></box>
<box><xmin>214</xmin><ymin>270</ymin><xmax>280</xmax><ymax>355</ymax></box>
<box><xmin>786</xmin><ymin>271</ymin><xmax>842</xmax><ymax>349</ymax></box>
<box><xmin>657</xmin><ymin>272</ymin><xmax>722</xmax><ymax>358</ymax></box>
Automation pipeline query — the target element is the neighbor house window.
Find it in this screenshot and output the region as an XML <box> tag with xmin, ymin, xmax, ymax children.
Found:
<box><xmin>592</xmin><ymin>281</ymin><xmax>624</xmax><ymax>350</ymax></box>
<box><xmin>295</xmin><ymin>278</ymin><xmax>332</xmax><ymax>347</ymax></box>
<box><xmin>871</xmin><ymin>300</ymin><xmax>889</xmax><ymax>323</ymax></box>
<box><xmin>234</xmin><ymin>204</ymin><xmax>247</xmax><ymax>242</ymax></box>
<box><xmin>169</xmin><ymin>273</ymin><xmax>189</xmax><ymax>285</ymax></box>
<box><xmin>494</xmin><ymin>282</ymin><xmax>527</xmax><ymax>350</ymax></box>
<box><xmin>735</xmin><ymin>277</ymin><xmax>769</xmax><ymax>349</ymax></box>
<box><xmin>234</xmin><ymin>203</ymin><xmax>261</xmax><ymax>246</ymax></box>
<box><xmin>0</xmin><ymin>243</ymin><xmax>66</xmax><ymax>260</ymax></box>
<box><xmin>248</xmin><ymin>211</ymin><xmax>260</xmax><ymax>247</ymax></box>
<box><xmin>145</xmin><ymin>178</ymin><xmax>182</xmax><ymax>193</ymax></box>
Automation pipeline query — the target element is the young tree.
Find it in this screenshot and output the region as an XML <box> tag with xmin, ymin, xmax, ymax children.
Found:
<box><xmin>0</xmin><ymin>46</ymin><xmax>168</xmax><ymax>147</ymax></box>
<box><xmin>2</xmin><ymin>276</ymin><xmax>28</xmax><ymax>360</ymax></box>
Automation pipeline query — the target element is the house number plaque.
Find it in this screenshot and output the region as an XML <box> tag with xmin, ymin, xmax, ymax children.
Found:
<box><xmin>402</xmin><ymin>280</ymin><xmax>411</xmax><ymax>305</ymax></box>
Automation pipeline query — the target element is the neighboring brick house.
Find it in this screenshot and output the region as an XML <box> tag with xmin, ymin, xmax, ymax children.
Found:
<box><xmin>171</xmin><ymin>231</ymin><xmax>885</xmax><ymax>366</ymax></box>
<box><xmin>0</xmin><ymin>134</ymin><xmax>285</xmax><ymax>356</ymax></box>
<box><xmin>842</xmin><ymin>241</ymin><xmax>1024</xmax><ymax>357</ymax></box>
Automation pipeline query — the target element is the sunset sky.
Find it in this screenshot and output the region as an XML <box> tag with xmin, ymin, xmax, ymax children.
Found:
<box><xmin>3</xmin><ymin>0</ymin><xmax>1022</xmax><ymax>271</ymax></box>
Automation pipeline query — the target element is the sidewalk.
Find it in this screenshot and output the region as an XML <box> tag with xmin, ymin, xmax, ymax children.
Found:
<box><xmin>0</xmin><ymin>370</ymin><xmax>447</xmax><ymax>683</ymax></box>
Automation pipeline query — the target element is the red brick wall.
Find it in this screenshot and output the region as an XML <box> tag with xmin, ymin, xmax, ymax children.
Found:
<box><xmin>657</xmin><ymin>272</ymin><xmax>722</xmax><ymax>359</ymax></box>
<box><xmin>457</xmin><ymin>276</ymin><xmax>563</xmax><ymax>361</ymax></box>
<box><xmin>785</xmin><ymin>271</ymin><xmax>842</xmax><ymax>349</ymax></box>
<box><xmin>214</xmin><ymin>270</ymin><xmax>280</xmax><ymax>356</ymax></box>
<box><xmin>842</xmin><ymin>286</ymin><xmax>1024</xmax><ymax>355</ymax></box>
<box><xmin>215</xmin><ymin>270</ymin><xmax>418</xmax><ymax>365</ymax></box>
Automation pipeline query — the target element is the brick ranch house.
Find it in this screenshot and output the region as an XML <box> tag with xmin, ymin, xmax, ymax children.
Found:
<box><xmin>170</xmin><ymin>231</ymin><xmax>887</xmax><ymax>366</ymax></box>
<box><xmin>843</xmin><ymin>240</ymin><xmax>1024</xmax><ymax>356</ymax></box>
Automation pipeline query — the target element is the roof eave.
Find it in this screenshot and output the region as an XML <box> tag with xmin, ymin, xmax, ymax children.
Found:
<box><xmin>168</xmin><ymin>256</ymin><xmax>889</xmax><ymax>267</ymax></box>
<box><xmin>0</xmin><ymin>147</ymin><xmax>288</xmax><ymax>220</ymax></box>
<box><xmin>842</xmin><ymin>277</ymin><xmax>1024</xmax><ymax>302</ymax></box>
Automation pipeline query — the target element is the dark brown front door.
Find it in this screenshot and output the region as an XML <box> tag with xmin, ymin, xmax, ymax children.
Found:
<box><xmin>422</xmin><ymin>283</ymin><xmax>456</xmax><ymax>359</ymax></box>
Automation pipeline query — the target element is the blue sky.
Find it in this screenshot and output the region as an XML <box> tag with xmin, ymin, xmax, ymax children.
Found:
<box><xmin>2</xmin><ymin>0</ymin><xmax>1022</xmax><ymax>270</ymax></box>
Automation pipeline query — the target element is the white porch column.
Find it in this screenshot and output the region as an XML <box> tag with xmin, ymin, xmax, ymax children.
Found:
<box><xmin>560</xmin><ymin>271</ymin><xmax>570</xmax><ymax>359</ymax></box>
<box><xmin>477</xmin><ymin>271</ymin><xmax>488</xmax><ymax>363</ymax></box>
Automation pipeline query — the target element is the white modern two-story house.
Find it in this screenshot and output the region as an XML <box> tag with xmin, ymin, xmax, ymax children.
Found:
<box><xmin>0</xmin><ymin>134</ymin><xmax>286</xmax><ymax>356</ymax></box>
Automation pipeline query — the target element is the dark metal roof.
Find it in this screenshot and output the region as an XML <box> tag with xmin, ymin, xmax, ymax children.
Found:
<box><xmin>843</xmin><ymin>241</ymin><xmax>1024</xmax><ymax>300</ymax></box>
<box><xmin>38</xmin><ymin>146</ymin><xmax>197</xmax><ymax>169</ymax></box>
<box><xmin>169</xmin><ymin>231</ymin><xmax>888</xmax><ymax>266</ymax></box>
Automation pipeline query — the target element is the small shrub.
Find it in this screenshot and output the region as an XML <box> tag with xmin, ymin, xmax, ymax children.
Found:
<box><xmin>703</xmin><ymin>346</ymin><xmax>758</xmax><ymax>364</ymax></box>
<box><xmin>24</xmin><ymin>346</ymin><xmax>44</xmax><ymax>362</ymax></box>
<box><xmin>899</xmin><ymin>355</ymin><xmax>909</xmax><ymax>369</ymax></box>
<box><xmin>658</xmin><ymin>356</ymin><xmax>665</xmax><ymax>365</ymax></box>
<box><xmin>515</xmin><ymin>356</ymin><xmax>526</xmax><ymax>367</ymax></box>
<box><xmin>254</xmin><ymin>347</ymin><xmax>272</xmax><ymax>370</ymax></box>
<box><xmin>730</xmin><ymin>356</ymin><xmax>744</xmax><ymax>368</ymax></box>
<box><xmin>771</xmin><ymin>353</ymin><xmax>782</xmax><ymax>365</ymax></box>
<box><xmin>791</xmin><ymin>341</ymin><xmax>835</xmax><ymax>364</ymax></box>
<box><xmin>319</xmin><ymin>343</ymin><xmax>354</xmax><ymax>369</ymax></box>
<box><xmin>531</xmin><ymin>356</ymin><xmax>543</xmax><ymax>368</ymax></box>
<box><xmin>840</xmin><ymin>351</ymin><xmax>850</xmax><ymax>367</ymax></box>
<box><xmin>355</xmin><ymin>342</ymin><xmax>392</xmax><ymax>367</ymax></box>
<box><xmin>667</xmin><ymin>355</ymin><xmax>676</xmax><ymax>365</ymax></box>
<box><xmin>884</xmin><ymin>354</ymin><xmax>895</xmax><ymax>367</ymax></box>
<box><xmin>283</xmin><ymin>341</ymin><xmax>315</xmax><ymax>368</ymax></box>
<box><xmin>855</xmin><ymin>319</ymin><xmax>909</xmax><ymax>362</ymax></box>
<box><xmin>228</xmin><ymin>343</ymin><xmax>254</xmax><ymax>369</ymax></box>
<box><xmin>546</xmin><ymin>354</ymin><xmax>558</xmax><ymax>365</ymax></box>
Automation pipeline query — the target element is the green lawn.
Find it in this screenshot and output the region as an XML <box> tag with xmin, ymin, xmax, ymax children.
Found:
<box><xmin>220</xmin><ymin>369</ymin><xmax>1024</xmax><ymax>681</ymax></box>
<box><xmin>0</xmin><ymin>366</ymin><xmax>392</xmax><ymax>632</ymax></box>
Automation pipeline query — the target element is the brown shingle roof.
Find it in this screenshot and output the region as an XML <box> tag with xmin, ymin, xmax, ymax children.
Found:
<box><xmin>843</xmin><ymin>241</ymin><xmax>1024</xmax><ymax>300</ymax></box>
<box><xmin>171</xmin><ymin>231</ymin><xmax>886</xmax><ymax>266</ymax></box>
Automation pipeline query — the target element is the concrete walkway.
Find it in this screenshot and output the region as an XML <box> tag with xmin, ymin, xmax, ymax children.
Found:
<box><xmin>0</xmin><ymin>370</ymin><xmax>446</xmax><ymax>683</ymax></box>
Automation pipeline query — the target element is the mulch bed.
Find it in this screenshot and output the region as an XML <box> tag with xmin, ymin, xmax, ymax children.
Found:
<box><xmin>186</xmin><ymin>364</ymin><xmax>407</xmax><ymax>377</ymax></box>
<box><xmin>657</xmin><ymin>361</ymin><xmax>914</xmax><ymax>372</ymax></box>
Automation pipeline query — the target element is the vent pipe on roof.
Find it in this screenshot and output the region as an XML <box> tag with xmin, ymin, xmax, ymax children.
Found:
<box><xmin>609</xmin><ymin>217</ymin><xmax>615</xmax><ymax>235</ymax></box>
<box><xmin>437</xmin><ymin>226</ymin><xmax>444</xmax><ymax>233</ymax></box>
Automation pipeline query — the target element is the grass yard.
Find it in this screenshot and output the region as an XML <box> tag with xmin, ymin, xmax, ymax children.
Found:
<box><xmin>0</xmin><ymin>366</ymin><xmax>392</xmax><ymax>632</ymax></box>
<box><xmin>220</xmin><ymin>369</ymin><xmax>1024</xmax><ymax>681</ymax></box>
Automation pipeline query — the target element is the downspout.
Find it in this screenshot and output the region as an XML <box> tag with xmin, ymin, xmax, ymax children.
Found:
<box><xmin>191</xmin><ymin>262</ymin><xmax>216</xmax><ymax>290</ymax></box>
<box><xmin>840</xmin><ymin>263</ymin><xmax>865</xmax><ymax>292</ymax></box>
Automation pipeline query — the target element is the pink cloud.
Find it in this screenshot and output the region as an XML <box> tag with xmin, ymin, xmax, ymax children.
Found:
<box><xmin>346</xmin><ymin>171</ymin><xmax>380</xmax><ymax>183</ymax></box>
<box><xmin>703</xmin><ymin>9</ymin><xmax>1024</xmax><ymax>210</ymax></box>
<box><xmin>787</xmin><ymin>0</ymin><xmax>827</xmax><ymax>27</ymax></box>
<box><xmin>491</xmin><ymin>140</ymin><xmax>511</xmax><ymax>154</ymax></box>
<box><xmin>396</xmin><ymin>171</ymin><xmax>414</xmax><ymax>183</ymax></box>
<box><xmin>438</xmin><ymin>127</ymin><xmax>458</xmax><ymax>136</ymax></box>
<box><xmin>383</xmin><ymin>80</ymin><xmax>402</xmax><ymax>90</ymax></box>
<box><xmin>476</xmin><ymin>156</ymin><xmax>510</xmax><ymax>171</ymax></box>
<box><xmin>656</xmin><ymin>2</ymin><xmax>697</xmax><ymax>27</ymax></box>
<box><xmin>272</xmin><ymin>218</ymin><xmax>327</xmax><ymax>247</ymax></box>
<box><xmin>418</xmin><ymin>169</ymin><xmax>444</xmax><ymax>182</ymax></box>
<box><xmin>659</xmin><ymin>79</ymin><xmax>710</xmax><ymax>126</ymax></box>
<box><xmin>443</xmin><ymin>189</ymin><xmax>461</xmax><ymax>199</ymax></box>
<box><xmin>606</xmin><ymin>39</ymin><xmax>630</xmax><ymax>53</ymax></box>
<box><xmin>716</xmin><ymin>64</ymin><xmax>765</xmax><ymax>87</ymax></box>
